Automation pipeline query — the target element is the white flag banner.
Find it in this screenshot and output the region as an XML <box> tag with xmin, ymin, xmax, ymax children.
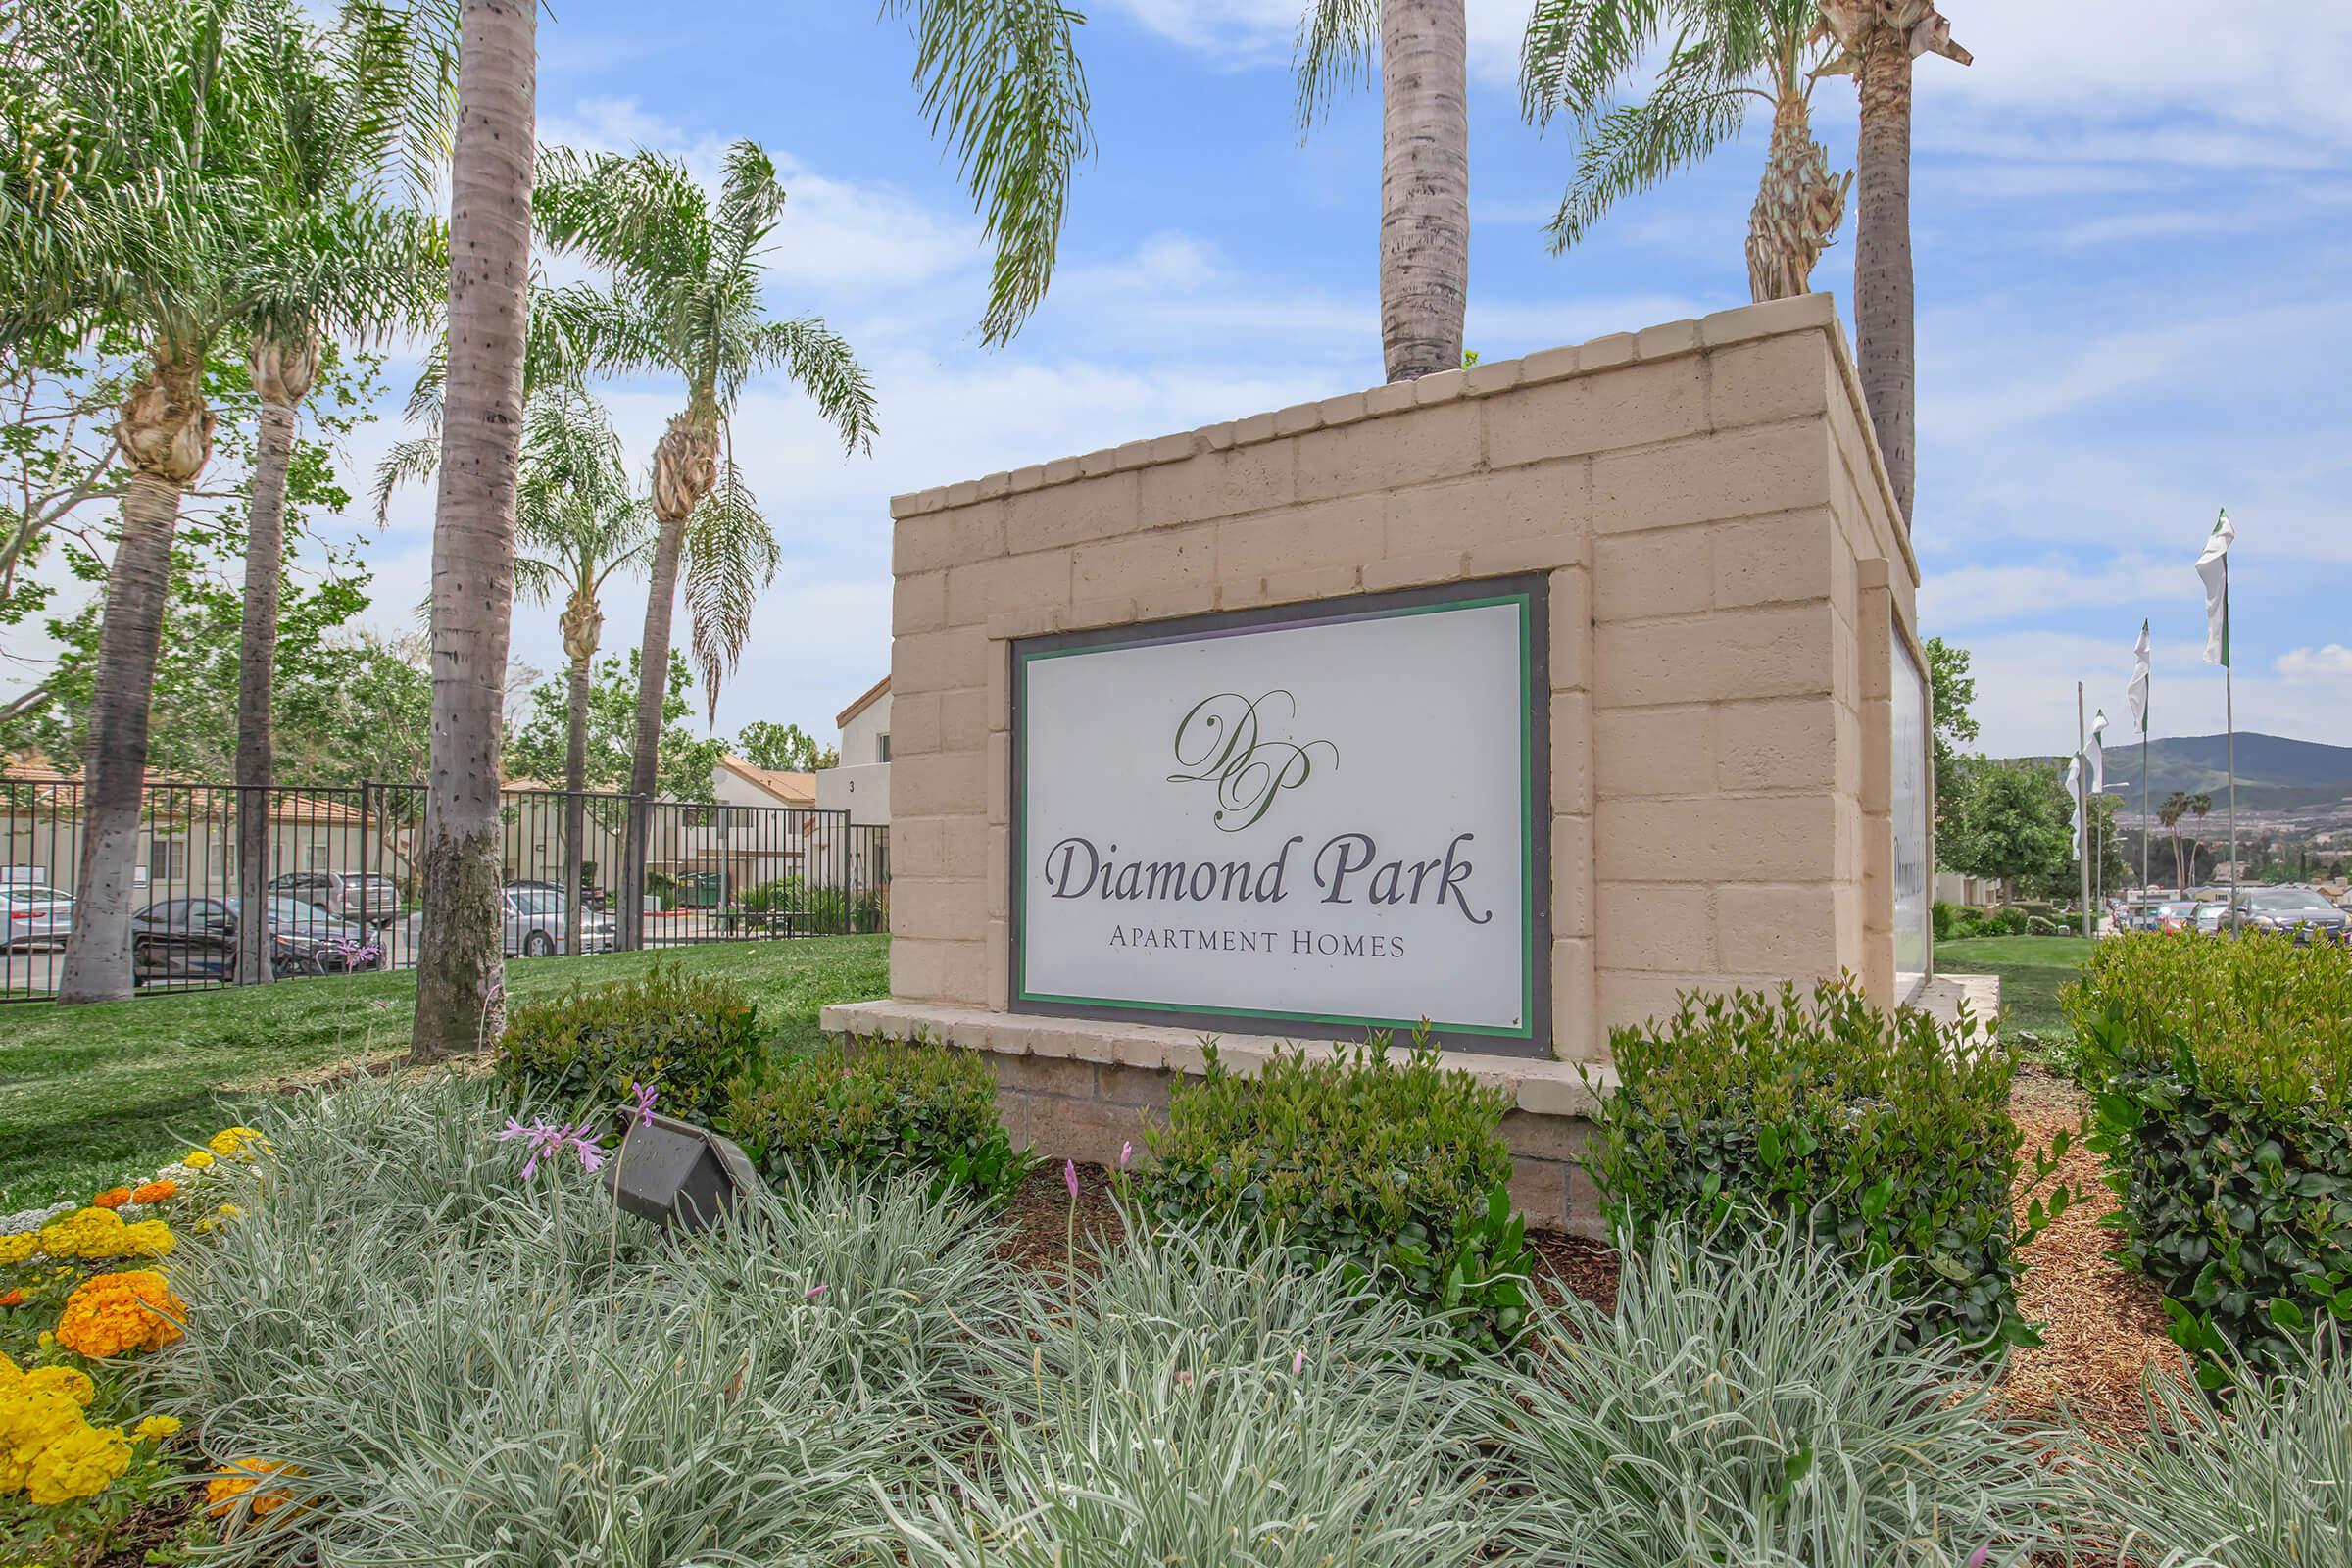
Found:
<box><xmin>2066</xmin><ymin>753</ymin><xmax>2084</xmax><ymax>857</ymax></box>
<box><xmin>2196</xmin><ymin>510</ymin><xmax>2234</xmax><ymax>667</ymax></box>
<box><xmin>2127</xmin><ymin>620</ymin><xmax>2152</xmax><ymax>734</ymax></box>
<box><xmin>2089</xmin><ymin>710</ymin><xmax>2108</xmax><ymax>795</ymax></box>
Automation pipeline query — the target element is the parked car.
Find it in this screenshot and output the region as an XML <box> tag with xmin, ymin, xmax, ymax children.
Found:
<box><xmin>130</xmin><ymin>896</ymin><xmax>383</xmax><ymax>983</ymax></box>
<box><xmin>0</xmin><ymin>884</ymin><xmax>74</xmax><ymax>950</ymax></box>
<box><xmin>404</xmin><ymin>887</ymin><xmax>615</xmax><ymax>959</ymax></box>
<box><xmin>505</xmin><ymin>877</ymin><xmax>611</xmax><ymax>914</ymax></box>
<box><xmin>269</xmin><ymin>869</ymin><xmax>401</xmax><ymax>927</ymax></box>
<box><xmin>2235</xmin><ymin>887</ymin><xmax>2351</xmax><ymax>945</ymax></box>
<box><xmin>2137</xmin><ymin>899</ymin><xmax>2202</xmax><ymax>934</ymax></box>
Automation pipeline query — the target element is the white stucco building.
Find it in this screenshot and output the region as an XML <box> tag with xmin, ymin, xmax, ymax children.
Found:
<box><xmin>816</xmin><ymin>676</ymin><xmax>890</xmax><ymax>826</ymax></box>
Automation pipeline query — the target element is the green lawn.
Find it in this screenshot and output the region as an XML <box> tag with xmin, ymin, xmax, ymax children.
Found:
<box><xmin>0</xmin><ymin>936</ymin><xmax>889</xmax><ymax>1213</ymax></box>
<box><xmin>1936</xmin><ymin>934</ymin><xmax>2094</xmax><ymax>1042</ymax></box>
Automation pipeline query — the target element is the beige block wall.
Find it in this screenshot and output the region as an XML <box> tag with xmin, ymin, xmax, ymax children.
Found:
<box><xmin>884</xmin><ymin>293</ymin><xmax>1921</xmax><ymax>1062</ymax></box>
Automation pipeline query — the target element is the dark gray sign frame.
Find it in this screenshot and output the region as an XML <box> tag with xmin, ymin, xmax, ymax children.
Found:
<box><xmin>1007</xmin><ymin>574</ymin><xmax>1552</xmax><ymax>1057</ymax></box>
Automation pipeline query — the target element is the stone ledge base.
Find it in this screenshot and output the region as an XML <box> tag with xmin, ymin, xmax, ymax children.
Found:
<box><xmin>820</xmin><ymin>1000</ymin><xmax>1616</xmax><ymax>1237</ymax></box>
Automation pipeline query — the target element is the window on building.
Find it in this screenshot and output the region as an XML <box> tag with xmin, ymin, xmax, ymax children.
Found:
<box><xmin>146</xmin><ymin>836</ymin><xmax>187</xmax><ymax>883</ymax></box>
<box><xmin>875</xmin><ymin>732</ymin><xmax>891</xmax><ymax>763</ymax></box>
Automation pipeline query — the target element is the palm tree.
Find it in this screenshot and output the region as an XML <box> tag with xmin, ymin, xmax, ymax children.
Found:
<box><xmin>7</xmin><ymin>0</ymin><xmax>418</xmax><ymax>1004</ymax></box>
<box><xmin>409</xmin><ymin>0</ymin><xmax>1094</xmax><ymax>1058</ymax></box>
<box><xmin>1520</xmin><ymin>0</ymin><xmax>1851</xmax><ymax>301</ymax></box>
<box><xmin>2186</xmin><ymin>791</ymin><xmax>2214</xmax><ymax>887</ymax></box>
<box><xmin>1297</xmin><ymin>0</ymin><xmax>1469</xmax><ymax>380</ymax></box>
<box><xmin>2157</xmin><ymin>790</ymin><xmax>2188</xmax><ymax>892</ymax></box>
<box><xmin>231</xmin><ymin>4</ymin><xmax>446</xmax><ymax>986</ymax></box>
<box><xmin>533</xmin><ymin>140</ymin><xmax>878</xmax><ymax>951</ymax></box>
<box><xmin>1817</xmin><ymin>0</ymin><xmax>1969</xmax><ymax>526</ymax></box>
<box><xmin>511</xmin><ymin>387</ymin><xmax>651</xmax><ymax>952</ymax></box>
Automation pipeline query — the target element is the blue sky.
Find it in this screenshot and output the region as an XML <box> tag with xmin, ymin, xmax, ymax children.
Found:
<box><xmin>329</xmin><ymin>0</ymin><xmax>2350</xmax><ymax>760</ymax></box>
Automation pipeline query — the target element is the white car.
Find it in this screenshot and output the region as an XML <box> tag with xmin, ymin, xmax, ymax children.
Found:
<box><xmin>0</xmin><ymin>885</ymin><xmax>74</xmax><ymax>950</ymax></box>
<box><xmin>405</xmin><ymin>888</ymin><xmax>615</xmax><ymax>958</ymax></box>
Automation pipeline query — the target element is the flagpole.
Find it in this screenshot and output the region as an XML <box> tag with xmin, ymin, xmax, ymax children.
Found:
<box><xmin>2078</xmin><ymin>683</ymin><xmax>2092</xmax><ymax>940</ymax></box>
<box><xmin>2226</xmin><ymin>658</ymin><xmax>2239</xmax><ymax>930</ymax></box>
<box><xmin>2141</xmin><ymin>722</ymin><xmax>2150</xmax><ymax>893</ymax></box>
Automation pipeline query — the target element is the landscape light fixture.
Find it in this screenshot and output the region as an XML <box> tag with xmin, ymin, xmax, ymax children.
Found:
<box><xmin>602</xmin><ymin>1111</ymin><xmax>760</xmax><ymax>1233</ymax></box>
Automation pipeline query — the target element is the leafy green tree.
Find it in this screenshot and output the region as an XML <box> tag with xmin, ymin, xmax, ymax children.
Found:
<box><xmin>1939</xmin><ymin>760</ymin><xmax>2070</xmax><ymax>905</ymax></box>
<box><xmin>733</xmin><ymin>721</ymin><xmax>837</xmax><ymax>774</ymax></box>
<box><xmin>1519</xmin><ymin>0</ymin><xmax>1851</xmax><ymax>300</ymax></box>
<box><xmin>512</xmin><ymin>386</ymin><xmax>651</xmax><ymax>950</ymax></box>
<box><xmin>505</xmin><ymin>652</ymin><xmax>721</xmax><ymax>806</ymax></box>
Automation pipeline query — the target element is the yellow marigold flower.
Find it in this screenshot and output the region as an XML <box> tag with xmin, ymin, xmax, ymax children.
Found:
<box><xmin>0</xmin><ymin>1384</ymin><xmax>87</xmax><ymax>1491</ymax></box>
<box><xmin>129</xmin><ymin>1179</ymin><xmax>177</xmax><ymax>1204</ymax></box>
<box><xmin>132</xmin><ymin>1414</ymin><xmax>181</xmax><ymax>1442</ymax></box>
<box><xmin>195</xmin><ymin>1202</ymin><xmax>242</xmax><ymax>1235</ymax></box>
<box><xmin>90</xmin><ymin>1187</ymin><xmax>131</xmax><ymax>1210</ymax></box>
<box><xmin>0</xmin><ymin>1234</ymin><xmax>34</xmax><ymax>1266</ymax></box>
<box><xmin>180</xmin><ymin>1150</ymin><xmax>216</xmax><ymax>1171</ymax></box>
<box><xmin>120</xmin><ymin>1220</ymin><xmax>174</xmax><ymax>1259</ymax></box>
<box><xmin>206</xmin><ymin>1456</ymin><xmax>304</xmax><ymax>1519</ymax></box>
<box><xmin>54</xmin><ymin>1271</ymin><xmax>186</xmax><ymax>1359</ymax></box>
<box><xmin>22</xmin><ymin>1366</ymin><xmax>93</xmax><ymax>1407</ymax></box>
<box><xmin>208</xmin><ymin>1127</ymin><xmax>266</xmax><ymax>1159</ymax></box>
<box><xmin>23</xmin><ymin>1421</ymin><xmax>129</xmax><ymax>1504</ymax></box>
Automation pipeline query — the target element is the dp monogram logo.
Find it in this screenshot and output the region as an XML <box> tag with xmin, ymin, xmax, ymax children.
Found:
<box><xmin>1165</xmin><ymin>691</ymin><xmax>1337</xmax><ymax>832</ymax></box>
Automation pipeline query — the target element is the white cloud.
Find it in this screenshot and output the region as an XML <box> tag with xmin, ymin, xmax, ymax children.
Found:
<box><xmin>2278</xmin><ymin>645</ymin><xmax>2352</xmax><ymax>682</ymax></box>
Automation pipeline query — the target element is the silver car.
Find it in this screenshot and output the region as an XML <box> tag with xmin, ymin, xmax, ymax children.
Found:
<box><xmin>0</xmin><ymin>884</ymin><xmax>74</xmax><ymax>950</ymax></box>
<box><xmin>405</xmin><ymin>888</ymin><xmax>615</xmax><ymax>958</ymax></box>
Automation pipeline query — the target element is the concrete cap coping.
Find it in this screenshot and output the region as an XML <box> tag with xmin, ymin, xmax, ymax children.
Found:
<box><xmin>820</xmin><ymin>999</ymin><xmax>1617</xmax><ymax>1119</ymax></box>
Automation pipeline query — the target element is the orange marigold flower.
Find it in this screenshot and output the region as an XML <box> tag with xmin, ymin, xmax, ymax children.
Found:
<box><xmin>54</xmin><ymin>1270</ymin><xmax>186</xmax><ymax>1358</ymax></box>
<box><xmin>91</xmin><ymin>1188</ymin><xmax>132</xmax><ymax>1210</ymax></box>
<box><xmin>130</xmin><ymin>1179</ymin><xmax>177</xmax><ymax>1204</ymax></box>
<box><xmin>0</xmin><ymin>1290</ymin><xmax>22</xmax><ymax>1307</ymax></box>
<box><xmin>206</xmin><ymin>1456</ymin><xmax>305</xmax><ymax>1520</ymax></box>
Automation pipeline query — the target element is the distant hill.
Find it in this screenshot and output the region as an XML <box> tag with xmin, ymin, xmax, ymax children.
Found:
<box><xmin>2017</xmin><ymin>732</ymin><xmax>2352</xmax><ymax>812</ymax></box>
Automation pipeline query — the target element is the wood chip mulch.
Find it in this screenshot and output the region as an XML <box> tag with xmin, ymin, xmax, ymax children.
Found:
<box><xmin>1999</xmin><ymin>1065</ymin><xmax>2181</xmax><ymax>1439</ymax></box>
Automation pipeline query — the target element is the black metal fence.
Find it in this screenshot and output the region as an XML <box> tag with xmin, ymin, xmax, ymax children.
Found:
<box><xmin>0</xmin><ymin>778</ymin><xmax>889</xmax><ymax>1002</ymax></box>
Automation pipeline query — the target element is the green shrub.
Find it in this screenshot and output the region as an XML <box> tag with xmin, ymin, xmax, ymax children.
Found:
<box><xmin>738</xmin><ymin>875</ymin><xmax>800</xmax><ymax>915</ymax></box>
<box><xmin>1129</xmin><ymin>1031</ymin><xmax>1532</xmax><ymax>1357</ymax></box>
<box><xmin>1984</xmin><ymin>906</ymin><xmax>2032</xmax><ymax>936</ymax></box>
<box><xmin>2088</xmin><ymin>1324</ymin><xmax>2352</xmax><ymax>1567</ymax></box>
<box><xmin>2064</xmin><ymin>932</ymin><xmax>2352</xmax><ymax>1380</ymax></box>
<box><xmin>1588</xmin><ymin>978</ymin><xmax>2067</xmax><ymax>1348</ymax></box>
<box><xmin>1471</xmin><ymin>1223</ymin><xmax>2075</xmax><ymax>1567</ymax></box>
<box><xmin>725</xmin><ymin>1037</ymin><xmax>1032</xmax><ymax>1204</ymax></box>
<box><xmin>1933</xmin><ymin>899</ymin><xmax>1959</xmax><ymax>940</ymax></box>
<box><xmin>494</xmin><ymin>961</ymin><xmax>765</xmax><ymax>1127</ymax></box>
<box><xmin>801</xmin><ymin>884</ymin><xmax>886</xmax><ymax>934</ymax></box>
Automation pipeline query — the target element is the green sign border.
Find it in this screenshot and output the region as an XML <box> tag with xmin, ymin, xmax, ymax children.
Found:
<box><xmin>1008</xmin><ymin>576</ymin><xmax>1550</xmax><ymax>1054</ymax></box>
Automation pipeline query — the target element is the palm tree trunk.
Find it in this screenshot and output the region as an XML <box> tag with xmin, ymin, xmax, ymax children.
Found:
<box><xmin>617</xmin><ymin>408</ymin><xmax>714</xmax><ymax>951</ymax></box>
<box><xmin>58</xmin><ymin>355</ymin><xmax>212</xmax><ymax>1005</ymax></box>
<box><xmin>411</xmin><ymin>0</ymin><xmax>536</xmax><ymax>1064</ymax></box>
<box><xmin>233</xmin><ymin>335</ymin><xmax>319</xmax><ymax>986</ymax></box>
<box><xmin>1747</xmin><ymin>92</ymin><xmax>1848</xmax><ymax>303</ymax></box>
<box><xmin>1852</xmin><ymin>17</ymin><xmax>1924</xmax><ymax>526</ymax></box>
<box><xmin>562</xmin><ymin>650</ymin><xmax>589</xmax><ymax>954</ymax></box>
<box><xmin>1378</xmin><ymin>0</ymin><xmax>1467</xmax><ymax>382</ymax></box>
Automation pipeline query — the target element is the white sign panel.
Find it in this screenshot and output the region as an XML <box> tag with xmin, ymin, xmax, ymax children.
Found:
<box><xmin>1013</xmin><ymin>583</ymin><xmax>1545</xmax><ymax>1049</ymax></box>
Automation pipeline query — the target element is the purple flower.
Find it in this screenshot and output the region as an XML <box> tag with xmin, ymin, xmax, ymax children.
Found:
<box><xmin>1292</xmin><ymin>1347</ymin><xmax>1306</xmax><ymax>1376</ymax></box>
<box><xmin>804</xmin><ymin>1284</ymin><xmax>829</xmax><ymax>1299</ymax></box>
<box><xmin>1966</xmin><ymin>1550</ymin><xmax>1990</xmax><ymax>1568</ymax></box>
<box><xmin>496</xmin><ymin>1116</ymin><xmax>606</xmax><ymax>1179</ymax></box>
<box><xmin>1118</xmin><ymin>1140</ymin><xmax>1133</xmax><ymax>1169</ymax></box>
<box><xmin>1174</xmin><ymin>1369</ymin><xmax>1194</xmax><ymax>1389</ymax></box>
<box><xmin>625</xmin><ymin>1081</ymin><xmax>659</xmax><ymax>1130</ymax></box>
<box><xmin>1062</xmin><ymin>1158</ymin><xmax>1079</xmax><ymax>1200</ymax></box>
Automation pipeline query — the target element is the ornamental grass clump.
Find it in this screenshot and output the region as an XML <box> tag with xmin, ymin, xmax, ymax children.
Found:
<box><xmin>1471</xmin><ymin>1222</ymin><xmax>2081</xmax><ymax>1567</ymax></box>
<box><xmin>2064</xmin><ymin>932</ymin><xmax>2352</xmax><ymax>1380</ymax></box>
<box><xmin>1590</xmin><ymin>977</ymin><xmax>2064</xmax><ymax>1348</ymax></box>
<box><xmin>878</xmin><ymin>1224</ymin><xmax>1493</xmax><ymax>1567</ymax></box>
<box><xmin>1131</xmin><ymin>1030</ymin><xmax>1532</xmax><ymax>1356</ymax></box>
<box><xmin>147</xmin><ymin>1074</ymin><xmax>1030</xmax><ymax>1565</ymax></box>
<box><xmin>2087</xmin><ymin>1323</ymin><xmax>2352</xmax><ymax>1568</ymax></box>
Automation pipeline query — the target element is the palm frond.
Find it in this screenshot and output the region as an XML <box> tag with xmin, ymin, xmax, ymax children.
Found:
<box><xmin>733</xmin><ymin>317</ymin><xmax>879</xmax><ymax>455</ymax></box>
<box><xmin>369</xmin><ymin>433</ymin><xmax>440</xmax><ymax>526</ymax></box>
<box><xmin>680</xmin><ymin>455</ymin><xmax>776</xmax><ymax>722</ymax></box>
<box><xmin>1543</xmin><ymin>86</ymin><xmax>1748</xmax><ymax>253</ymax></box>
<box><xmin>1292</xmin><ymin>0</ymin><xmax>1378</xmax><ymax>132</ymax></box>
<box><xmin>1520</xmin><ymin>0</ymin><xmax>1677</xmax><ymax>127</ymax></box>
<box><xmin>535</xmin><ymin>143</ymin><xmax>713</xmax><ymax>284</ymax></box>
<box><xmin>883</xmin><ymin>0</ymin><xmax>1093</xmax><ymax>345</ymax></box>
